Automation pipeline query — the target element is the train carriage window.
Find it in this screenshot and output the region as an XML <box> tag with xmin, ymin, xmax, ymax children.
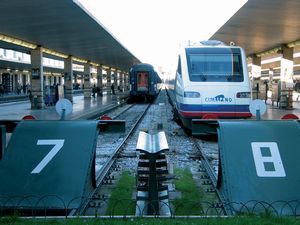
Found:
<box><xmin>186</xmin><ymin>48</ymin><xmax>244</xmax><ymax>82</ymax></box>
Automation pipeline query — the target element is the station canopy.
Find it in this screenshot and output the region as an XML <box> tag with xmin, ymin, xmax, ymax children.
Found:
<box><xmin>210</xmin><ymin>0</ymin><xmax>300</xmax><ymax>56</ymax></box>
<box><xmin>0</xmin><ymin>0</ymin><xmax>140</xmax><ymax>71</ymax></box>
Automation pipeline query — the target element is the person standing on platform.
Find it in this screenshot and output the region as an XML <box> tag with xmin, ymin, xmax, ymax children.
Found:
<box><xmin>28</xmin><ymin>84</ymin><xmax>32</xmax><ymax>102</ymax></box>
<box><xmin>55</xmin><ymin>83</ymin><xmax>59</xmax><ymax>103</ymax></box>
<box><xmin>22</xmin><ymin>84</ymin><xmax>26</xmax><ymax>94</ymax></box>
<box><xmin>111</xmin><ymin>83</ymin><xmax>115</xmax><ymax>95</ymax></box>
<box><xmin>17</xmin><ymin>82</ymin><xmax>21</xmax><ymax>95</ymax></box>
<box><xmin>0</xmin><ymin>84</ymin><xmax>4</xmax><ymax>96</ymax></box>
<box><xmin>92</xmin><ymin>84</ymin><xmax>96</xmax><ymax>98</ymax></box>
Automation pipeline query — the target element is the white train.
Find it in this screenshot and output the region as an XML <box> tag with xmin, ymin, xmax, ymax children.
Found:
<box><xmin>167</xmin><ymin>40</ymin><xmax>252</xmax><ymax>129</ymax></box>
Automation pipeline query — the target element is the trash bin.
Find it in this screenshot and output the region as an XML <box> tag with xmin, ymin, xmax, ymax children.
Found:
<box><xmin>279</xmin><ymin>90</ymin><xmax>288</xmax><ymax>108</ymax></box>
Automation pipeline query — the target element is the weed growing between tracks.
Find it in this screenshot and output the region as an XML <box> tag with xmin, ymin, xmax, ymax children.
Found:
<box><xmin>172</xmin><ymin>168</ymin><xmax>204</xmax><ymax>215</ymax></box>
<box><xmin>105</xmin><ymin>171</ymin><xmax>135</xmax><ymax>215</ymax></box>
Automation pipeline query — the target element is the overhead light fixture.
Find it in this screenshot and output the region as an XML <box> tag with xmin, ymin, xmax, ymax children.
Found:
<box><xmin>0</xmin><ymin>33</ymin><xmax>37</xmax><ymax>49</ymax></box>
<box><xmin>73</xmin><ymin>57</ymin><xmax>88</xmax><ymax>64</ymax></box>
<box><xmin>287</xmin><ymin>40</ymin><xmax>300</xmax><ymax>48</ymax></box>
<box><xmin>256</xmin><ymin>47</ymin><xmax>282</xmax><ymax>58</ymax></box>
<box><xmin>43</xmin><ymin>48</ymin><xmax>68</xmax><ymax>59</ymax></box>
<box><xmin>90</xmin><ymin>62</ymin><xmax>100</xmax><ymax>67</ymax></box>
<box><xmin>102</xmin><ymin>65</ymin><xmax>110</xmax><ymax>70</ymax></box>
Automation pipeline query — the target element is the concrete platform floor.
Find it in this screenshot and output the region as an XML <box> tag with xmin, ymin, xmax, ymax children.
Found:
<box><xmin>262</xmin><ymin>100</ymin><xmax>300</xmax><ymax>120</ymax></box>
<box><xmin>0</xmin><ymin>93</ymin><xmax>128</xmax><ymax>120</ymax></box>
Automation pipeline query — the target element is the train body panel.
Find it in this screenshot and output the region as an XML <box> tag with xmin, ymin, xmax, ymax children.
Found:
<box><xmin>129</xmin><ymin>63</ymin><xmax>161</xmax><ymax>102</ymax></box>
<box><xmin>167</xmin><ymin>40</ymin><xmax>252</xmax><ymax>129</ymax></box>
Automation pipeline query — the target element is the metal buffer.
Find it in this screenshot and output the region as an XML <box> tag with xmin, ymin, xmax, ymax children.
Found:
<box><xmin>135</xmin><ymin>131</ymin><xmax>171</xmax><ymax>216</ymax></box>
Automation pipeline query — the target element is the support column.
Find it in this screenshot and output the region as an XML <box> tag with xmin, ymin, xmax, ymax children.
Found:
<box><xmin>97</xmin><ymin>66</ymin><xmax>103</xmax><ymax>96</ymax></box>
<box><xmin>80</xmin><ymin>74</ymin><xmax>84</xmax><ymax>89</ymax></box>
<box><xmin>280</xmin><ymin>45</ymin><xmax>294</xmax><ymax>89</ymax></box>
<box><xmin>64</xmin><ymin>56</ymin><xmax>74</xmax><ymax>102</ymax></box>
<box><xmin>106</xmin><ymin>68</ymin><xmax>112</xmax><ymax>94</ymax></box>
<box><xmin>125</xmin><ymin>73</ymin><xmax>129</xmax><ymax>92</ymax></box>
<box><xmin>83</xmin><ymin>62</ymin><xmax>91</xmax><ymax>98</ymax></box>
<box><xmin>280</xmin><ymin>45</ymin><xmax>294</xmax><ymax>108</ymax></box>
<box><xmin>74</xmin><ymin>74</ymin><xmax>77</xmax><ymax>86</ymax></box>
<box><xmin>114</xmin><ymin>71</ymin><xmax>118</xmax><ymax>88</ymax></box>
<box><xmin>120</xmin><ymin>72</ymin><xmax>125</xmax><ymax>92</ymax></box>
<box><xmin>113</xmin><ymin>71</ymin><xmax>118</xmax><ymax>92</ymax></box>
<box><xmin>30</xmin><ymin>47</ymin><xmax>44</xmax><ymax>109</ymax></box>
<box><xmin>251</xmin><ymin>56</ymin><xmax>261</xmax><ymax>99</ymax></box>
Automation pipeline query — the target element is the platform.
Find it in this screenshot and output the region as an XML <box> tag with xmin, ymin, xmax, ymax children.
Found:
<box><xmin>0</xmin><ymin>92</ymin><xmax>300</xmax><ymax>121</ymax></box>
<box><xmin>262</xmin><ymin>100</ymin><xmax>300</xmax><ymax>120</ymax></box>
<box><xmin>0</xmin><ymin>92</ymin><xmax>128</xmax><ymax>120</ymax></box>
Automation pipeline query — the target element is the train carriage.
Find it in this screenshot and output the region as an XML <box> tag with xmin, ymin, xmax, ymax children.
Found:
<box><xmin>167</xmin><ymin>40</ymin><xmax>252</xmax><ymax>129</ymax></box>
<box><xmin>129</xmin><ymin>63</ymin><xmax>161</xmax><ymax>102</ymax></box>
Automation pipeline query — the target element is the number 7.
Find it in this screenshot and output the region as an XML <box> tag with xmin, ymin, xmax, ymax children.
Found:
<box><xmin>31</xmin><ymin>139</ymin><xmax>65</xmax><ymax>174</ymax></box>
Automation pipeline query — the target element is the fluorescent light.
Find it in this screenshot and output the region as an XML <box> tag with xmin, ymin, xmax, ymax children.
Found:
<box><xmin>0</xmin><ymin>33</ymin><xmax>37</xmax><ymax>49</ymax></box>
<box><xmin>90</xmin><ymin>62</ymin><xmax>100</xmax><ymax>66</ymax></box>
<box><xmin>256</xmin><ymin>47</ymin><xmax>282</xmax><ymax>58</ymax></box>
<box><xmin>73</xmin><ymin>57</ymin><xmax>88</xmax><ymax>63</ymax></box>
<box><xmin>43</xmin><ymin>48</ymin><xmax>68</xmax><ymax>59</ymax></box>
<box><xmin>287</xmin><ymin>40</ymin><xmax>300</xmax><ymax>48</ymax></box>
<box><xmin>102</xmin><ymin>65</ymin><xmax>110</xmax><ymax>70</ymax></box>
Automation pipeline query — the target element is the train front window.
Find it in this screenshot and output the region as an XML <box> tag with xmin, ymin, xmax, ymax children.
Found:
<box><xmin>186</xmin><ymin>48</ymin><xmax>244</xmax><ymax>82</ymax></box>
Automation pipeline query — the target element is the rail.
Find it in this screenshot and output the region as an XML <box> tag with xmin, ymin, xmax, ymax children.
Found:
<box><xmin>75</xmin><ymin>103</ymin><xmax>152</xmax><ymax>215</ymax></box>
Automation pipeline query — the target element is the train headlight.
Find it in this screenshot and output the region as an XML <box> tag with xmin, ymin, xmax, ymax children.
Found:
<box><xmin>184</xmin><ymin>91</ymin><xmax>200</xmax><ymax>98</ymax></box>
<box><xmin>236</xmin><ymin>92</ymin><xmax>251</xmax><ymax>98</ymax></box>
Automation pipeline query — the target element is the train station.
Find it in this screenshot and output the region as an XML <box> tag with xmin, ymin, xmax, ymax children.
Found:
<box><xmin>0</xmin><ymin>0</ymin><xmax>299</xmax><ymax>223</ymax></box>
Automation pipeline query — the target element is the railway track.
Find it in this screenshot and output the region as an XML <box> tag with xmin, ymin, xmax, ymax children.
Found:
<box><xmin>75</xmin><ymin>90</ymin><xmax>227</xmax><ymax>216</ymax></box>
<box><xmin>192</xmin><ymin>137</ymin><xmax>230</xmax><ymax>215</ymax></box>
<box><xmin>74</xmin><ymin>102</ymin><xmax>153</xmax><ymax>215</ymax></box>
<box><xmin>164</xmin><ymin>89</ymin><xmax>227</xmax><ymax>215</ymax></box>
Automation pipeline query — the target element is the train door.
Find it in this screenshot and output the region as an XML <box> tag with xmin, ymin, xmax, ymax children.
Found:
<box><xmin>137</xmin><ymin>71</ymin><xmax>149</xmax><ymax>91</ymax></box>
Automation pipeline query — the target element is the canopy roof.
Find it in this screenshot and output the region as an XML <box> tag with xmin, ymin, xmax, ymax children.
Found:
<box><xmin>0</xmin><ymin>0</ymin><xmax>140</xmax><ymax>71</ymax></box>
<box><xmin>210</xmin><ymin>0</ymin><xmax>300</xmax><ymax>56</ymax></box>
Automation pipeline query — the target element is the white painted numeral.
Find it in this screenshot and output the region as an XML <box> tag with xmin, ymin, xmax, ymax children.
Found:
<box><xmin>31</xmin><ymin>139</ymin><xmax>64</xmax><ymax>174</ymax></box>
<box><xmin>251</xmin><ymin>142</ymin><xmax>286</xmax><ymax>177</ymax></box>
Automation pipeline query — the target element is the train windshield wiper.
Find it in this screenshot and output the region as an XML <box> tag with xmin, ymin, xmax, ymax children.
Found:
<box><xmin>199</xmin><ymin>73</ymin><xmax>207</xmax><ymax>81</ymax></box>
<box><xmin>226</xmin><ymin>75</ymin><xmax>232</xmax><ymax>81</ymax></box>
